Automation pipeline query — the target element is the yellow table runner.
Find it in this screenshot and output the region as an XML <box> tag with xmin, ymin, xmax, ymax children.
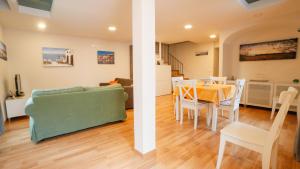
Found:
<box><xmin>174</xmin><ymin>83</ymin><xmax>235</xmax><ymax>103</ymax></box>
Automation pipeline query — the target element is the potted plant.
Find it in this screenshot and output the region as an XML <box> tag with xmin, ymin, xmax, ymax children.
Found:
<box><xmin>293</xmin><ymin>79</ymin><xmax>299</xmax><ymax>84</ymax></box>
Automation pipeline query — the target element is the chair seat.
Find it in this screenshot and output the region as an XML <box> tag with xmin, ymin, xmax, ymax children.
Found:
<box><xmin>220</xmin><ymin>99</ymin><xmax>232</xmax><ymax>106</ymax></box>
<box><xmin>221</xmin><ymin>122</ymin><xmax>268</xmax><ymax>146</ymax></box>
<box><xmin>182</xmin><ymin>99</ymin><xmax>207</xmax><ymax>108</ymax></box>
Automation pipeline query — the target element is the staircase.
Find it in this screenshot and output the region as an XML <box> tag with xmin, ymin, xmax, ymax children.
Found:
<box><xmin>160</xmin><ymin>43</ymin><xmax>184</xmax><ymax>77</ymax></box>
<box><xmin>168</xmin><ymin>54</ymin><xmax>184</xmax><ymax>77</ymax></box>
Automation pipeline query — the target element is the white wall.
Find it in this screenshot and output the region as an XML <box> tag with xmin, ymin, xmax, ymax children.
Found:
<box><xmin>4</xmin><ymin>29</ymin><xmax>130</xmax><ymax>98</ymax></box>
<box><xmin>169</xmin><ymin>42</ymin><xmax>215</xmax><ymax>79</ymax></box>
<box><xmin>0</xmin><ymin>25</ymin><xmax>9</xmax><ymax>120</ymax></box>
<box><xmin>156</xmin><ymin>65</ymin><xmax>171</xmax><ymax>96</ymax></box>
<box><xmin>223</xmin><ymin>26</ymin><xmax>300</xmax><ymax>83</ymax></box>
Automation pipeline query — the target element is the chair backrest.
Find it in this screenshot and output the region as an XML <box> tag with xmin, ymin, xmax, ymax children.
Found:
<box><xmin>231</xmin><ymin>79</ymin><xmax>246</xmax><ymax>109</ymax></box>
<box><xmin>198</xmin><ymin>77</ymin><xmax>213</xmax><ymax>85</ymax></box>
<box><xmin>267</xmin><ymin>87</ymin><xmax>298</xmax><ymax>147</ymax></box>
<box><xmin>210</xmin><ymin>76</ymin><xmax>227</xmax><ymax>84</ymax></box>
<box><xmin>178</xmin><ymin>80</ymin><xmax>198</xmax><ymax>103</ymax></box>
<box><xmin>172</xmin><ymin>76</ymin><xmax>184</xmax><ymax>91</ymax></box>
<box><xmin>278</xmin><ymin>86</ymin><xmax>299</xmax><ymax>103</ymax></box>
<box><xmin>279</xmin><ymin>87</ymin><xmax>298</xmax><ymax>102</ymax></box>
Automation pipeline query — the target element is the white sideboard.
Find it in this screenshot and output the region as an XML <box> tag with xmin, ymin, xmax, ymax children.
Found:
<box><xmin>273</xmin><ymin>83</ymin><xmax>300</xmax><ymax>111</ymax></box>
<box><xmin>156</xmin><ymin>65</ymin><xmax>171</xmax><ymax>96</ymax></box>
<box><xmin>228</xmin><ymin>80</ymin><xmax>299</xmax><ymax>110</ymax></box>
<box><xmin>246</xmin><ymin>81</ymin><xmax>274</xmax><ymax>108</ymax></box>
<box><xmin>6</xmin><ymin>97</ymin><xmax>28</xmax><ymax>120</ymax></box>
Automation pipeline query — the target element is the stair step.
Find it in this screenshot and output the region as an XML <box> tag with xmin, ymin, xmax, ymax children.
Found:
<box><xmin>172</xmin><ymin>75</ymin><xmax>184</xmax><ymax>77</ymax></box>
<box><xmin>172</xmin><ymin>73</ymin><xmax>184</xmax><ymax>77</ymax></box>
<box><xmin>171</xmin><ymin>70</ymin><xmax>181</xmax><ymax>77</ymax></box>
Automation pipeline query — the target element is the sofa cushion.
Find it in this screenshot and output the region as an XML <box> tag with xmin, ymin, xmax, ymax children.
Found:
<box><xmin>115</xmin><ymin>78</ymin><xmax>132</xmax><ymax>86</ymax></box>
<box><xmin>109</xmin><ymin>80</ymin><xmax>119</xmax><ymax>85</ymax></box>
<box><xmin>32</xmin><ymin>86</ymin><xmax>85</xmax><ymax>98</ymax></box>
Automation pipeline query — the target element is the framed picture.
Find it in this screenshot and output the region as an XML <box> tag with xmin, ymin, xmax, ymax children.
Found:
<box><xmin>195</xmin><ymin>51</ymin><xmax>208</xmax><ymax>56</ymax></box>
<box><xmin>97</xmin><ymin>51</ymin><xmax>114</xmax><ymax>64</ymax></box>
<box><xmin>0</xmin><ymin>41</ymin><xmax>7</xmax><ymax>61</ymax></box>
<box><xmin>240</xmin><ymin>38</ymin><xmax>298</xmax><ymax>61</ymax></box>
<box><xmin>42</xmin><ymin>47</ymin><xmax>74</xmax><ymax>67</ymax></box>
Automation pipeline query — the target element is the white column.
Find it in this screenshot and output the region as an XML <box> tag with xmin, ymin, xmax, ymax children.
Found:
<box><xmin>132</xmin><ymin>0</ymin><xmax>156</xmax><ymax>154</ymax></box>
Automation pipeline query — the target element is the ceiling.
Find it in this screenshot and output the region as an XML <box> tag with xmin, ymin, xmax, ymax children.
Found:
<box><xmin>0</xmin><ymin>0</ymin><xmax>299</xmax><ymax>43</ymax></box>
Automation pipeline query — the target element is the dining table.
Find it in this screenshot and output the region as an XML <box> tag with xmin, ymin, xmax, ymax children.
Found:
<box><xmin>173</xmin><ymin>83</ymin><xmax>235</xmax><ymax>131</ymax></box>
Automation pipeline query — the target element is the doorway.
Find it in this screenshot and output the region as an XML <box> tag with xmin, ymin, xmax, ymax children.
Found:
<box><xmin>213</xmin><ymin>47</ymin><xmax>219</xmax><ymax>76</ymax></box>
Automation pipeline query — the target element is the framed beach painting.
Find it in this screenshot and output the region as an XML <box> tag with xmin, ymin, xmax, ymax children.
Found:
<box><xmin>97</xmin><ymin>50</ymin><xmax>114</xmax><ymax>64</ymax></box>
<box><xmin>42</xmin><ymin>47</ymin><xmax>74</xmax><ymax>67</ymax></box>
<box><xmin>240</xmin><ymin>38</ymin><xmax>298</xmax><ymax>61</ymax></box>
<box><xmin>0</xmin><ymin>41</ymin><xmax>7</xmax><ymax>61</ymax></box>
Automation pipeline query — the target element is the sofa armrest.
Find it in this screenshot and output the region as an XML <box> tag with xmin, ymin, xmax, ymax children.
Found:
<box><xmin>123</xmin><ymin>86</ymin><xmax>133</xmax><ymax>97</ymax></box>
<box><xmin>25</xmin><ymin>98</ymin><xmax>34</xmax><ymax>116</ymax></box>
<box><xmin>123</xmin><ymin>86</ymin><xmax>133</xmax><ymax>109</ymax></box>
<box><xmin>124</xmin><ymin>92</ymin><xmax>128</xmax><ymax>101</ymax></box>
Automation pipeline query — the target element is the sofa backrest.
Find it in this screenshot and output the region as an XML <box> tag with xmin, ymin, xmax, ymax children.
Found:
<box><xmin>28</xmin><ymin>85</ymin><xmax>127</xmax><ymax>117</ymax></box>
<box><xmin>85</xmin><ymin>84</ymin><xmax>122</xmax><ymax>91</ymax></box>
<box><xmin>32</xmin><ymin>86</ymin><xmax>85</xmax><ymax>98</ymax></box>
<box><xmin>32</xmin><ymin>84</ymin><xmax>123</xmax><ymax>100</ymax></box>
<box><xmin>25</xmin><ymin>85</ymin><xmax>127</xmax><ymax>142</ymax></box>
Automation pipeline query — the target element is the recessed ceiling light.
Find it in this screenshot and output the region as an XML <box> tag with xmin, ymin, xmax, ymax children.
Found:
<box><xmin>37</xmin><ymin>22</ymin><xmax>47</xmax><ymax>30</ymax></box>
<box><xmin>108</xmin><ymin>26</ymin><xmax>117</xmax><ymax>32</ymax></box>
<box><xmin>209</xmin><ymin>34</ymin><xmax>217</xmax><ymax>39</ymax></box>
<box><xmin>184</xmin><ymin>24</ymin><xmax>193</xmax><ymax>30</ymax></box>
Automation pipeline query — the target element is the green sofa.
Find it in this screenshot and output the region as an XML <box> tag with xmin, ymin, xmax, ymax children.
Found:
<box><xmin>25</xmin><ymin>85</ymin><xmax>128</xmax><ymax>143</ymax></box>
<box><xmin>99</xmin><ymin>78</ymin><xmax>133</xmax><ymax>109</ymax></box>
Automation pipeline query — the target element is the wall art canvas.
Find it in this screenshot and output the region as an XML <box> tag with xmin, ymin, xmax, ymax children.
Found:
<box><xmin>97</xmin><ymin>51</ymin><xmax>114</xmax><ymax>64</ymax></box>
<box><xmin>195</xmin><ymin>51</ymin><xmax>208</xmax><ymax>56</ymax></box>
<box><xmin>42</xmin><ymin>47</ymin><xmax>74</xmax><ymax>67</ymax></box>
<box><xmin>240</xmin><ymin>38</ymin><xmax>298</xmax><ymax>61</ymax></box>
<box><xmin>0</xmin><ymin>41</ymin><xmax>7</xmax><ymax>61</ymax></box>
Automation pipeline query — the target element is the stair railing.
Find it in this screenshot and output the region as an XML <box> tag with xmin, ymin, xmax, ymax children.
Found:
<box><xmin>168</xmin><ymin>53</ymin><xmax>183</xmax><ymax>75</ymax></box>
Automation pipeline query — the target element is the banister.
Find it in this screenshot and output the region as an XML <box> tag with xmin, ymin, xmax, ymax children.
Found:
<box><xmin>168</xmin><ymin>53</ymin><xmax>183</xmax><ymax>75</ymax></box>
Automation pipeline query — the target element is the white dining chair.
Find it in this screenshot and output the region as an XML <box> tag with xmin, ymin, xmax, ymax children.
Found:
<box><xmin>271</xmin><ymin>92</ymin><xmax>300</xmax><ymax>126</ymax></box>
<box><xmin>172</xmin><ymin>76</ymin><xmax>184</xmax><ymax>92</ymax></box>
<box><xmin>198</xmin><ymin>77</ymin><xmax>213</xmax><ymax>85</ymax></box>
<box><xmin>178</xmin><ymin>80</ymin><xmax>208</xmax><ymax>129</ymax></box>
<box><xmin>210</xmin><ymin>76</ymin><xmax>227</xmax><ymax>84</ymax></box>
<box><xmin>172</xmin><ymin>76</ymin><xmax>184</xmax><ymax>120</ymax></box>
<box><xmin>217</xmin><ymin>79</ymin><xmax>245</xmax><ymax>122</ymax></box>
<box><xmin>216</xmin><ymin>87</ymin><xmax>298</xmax><ymax>169</ymax></box>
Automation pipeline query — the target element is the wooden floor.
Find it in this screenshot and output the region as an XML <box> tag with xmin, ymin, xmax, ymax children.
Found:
<box><xmin>0</xmin><ymin>95</ymin><xmax>300</xmax><ymax>169</ymax></box>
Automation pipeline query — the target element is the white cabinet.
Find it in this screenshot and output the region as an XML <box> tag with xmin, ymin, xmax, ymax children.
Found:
<box><xmin>273</xmin><ymin>83</ymin><xmax>300</xmax><ymax>98</ymax></box>
<box><xmin>228</xmin><ymin>80</ymin><xmax>273</xmax><ymax>108</ymax></box>
<box><xmin>227</xmin><ymin>80</ymin><xmax>298</xmax><ymax>110</ymax></box>
<box><xmin>273</xmin><ymin>83</ymin><xmax>300</xmax><ymax>111</ymax></box>
<box><xmin>246</xmin><ymin>81</ymin><xmax>273</xmax><ymax>108</ymax></box>
<box><xmin>156</xmin><ymin>65</ymin><xmax>171</xmax><ymax>96</ymax></box>
<box><xmin>6</xmin><ymin>97</ymin><xmax>28</xmax><ymax>119</ymax></box>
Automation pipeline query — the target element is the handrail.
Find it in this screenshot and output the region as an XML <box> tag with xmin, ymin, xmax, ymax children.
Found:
<box><xmin>159</xmin><ymin>43</ymin><xmax>184</xmax><ymax>76</ymax></box>
<box><xmin>168</xmin><ymin>53</ymin><xmax>183</xmax><ymax>75</ymax></box>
